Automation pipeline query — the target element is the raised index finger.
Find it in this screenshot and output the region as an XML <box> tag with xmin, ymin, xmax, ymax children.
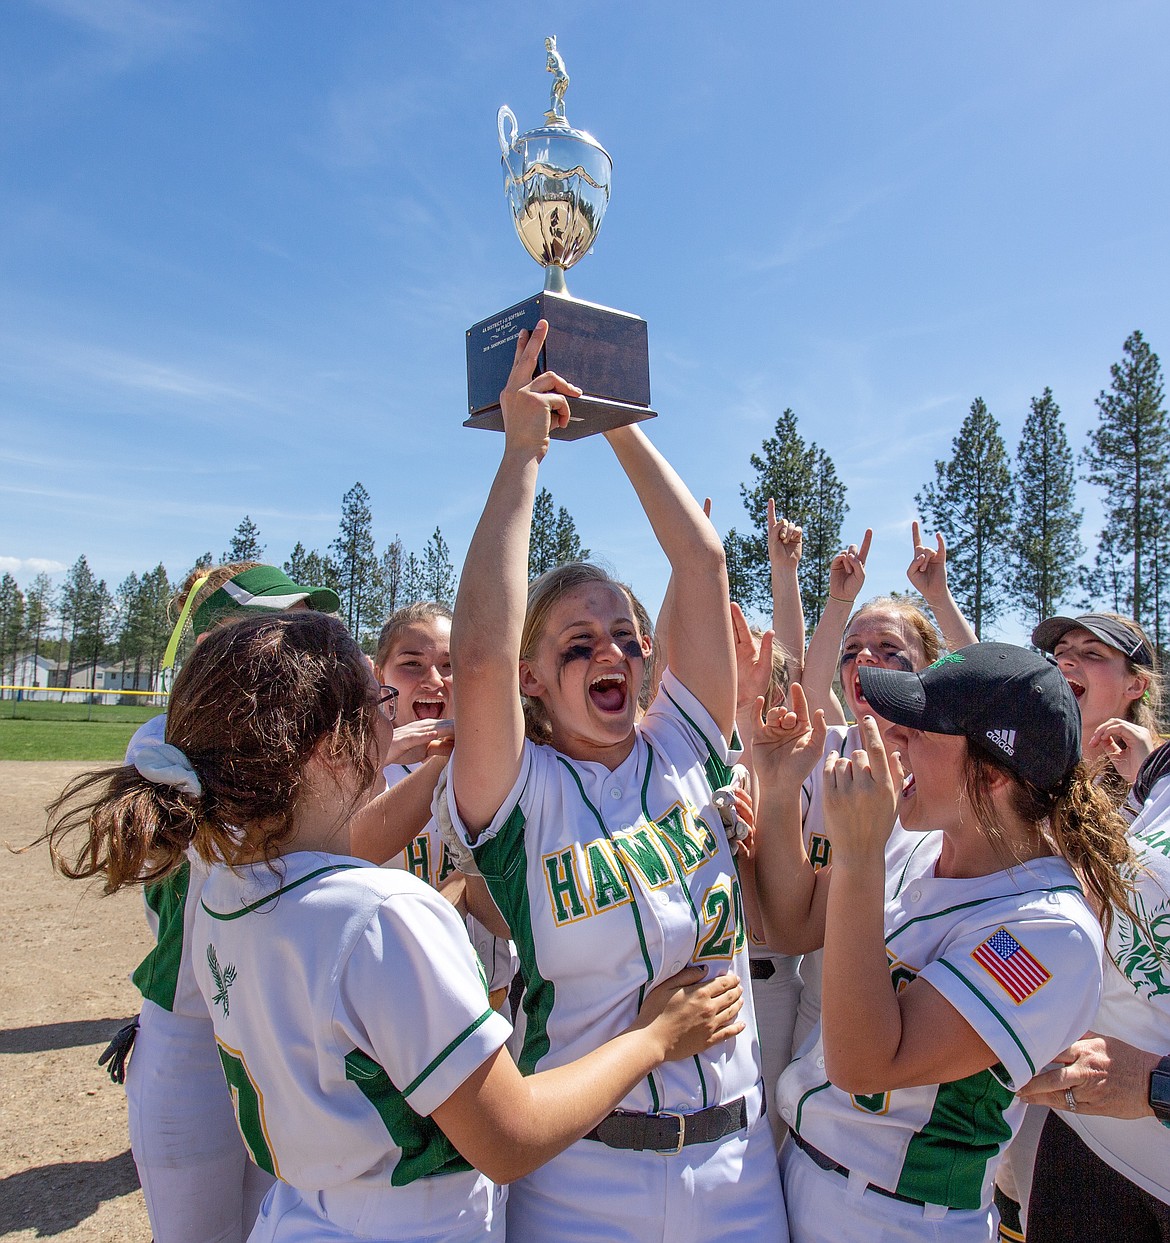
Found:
<box><xmin>857</xmin><ymin>528</ymin><xmax>873</xmax><ymax>564</ymax></box>
<box><xmin>509</xmin><ymin>319</ymin><xmax>548</xmax><ymax>382</ymax></box>
<box><xmin>911</xmin><ymin>519</ymin><xmax>923</xmax><ymax>552</ymax></box>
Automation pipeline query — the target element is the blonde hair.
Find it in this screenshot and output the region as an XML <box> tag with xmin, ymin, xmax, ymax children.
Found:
<box><xmin>520</xmin><ymin>563</ymin><xmax>645</xmax><ymax>744</ymax></box>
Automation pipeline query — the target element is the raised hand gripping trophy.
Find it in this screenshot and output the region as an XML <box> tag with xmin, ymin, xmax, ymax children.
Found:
<box><xmin>465</xmin><ymin>37</ymin><xmax>656</xmax><ymax>440</ymax></box>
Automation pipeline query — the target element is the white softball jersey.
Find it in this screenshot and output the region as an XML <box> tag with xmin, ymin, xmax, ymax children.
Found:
<box><xmin>124</xmin><ymin>713</ymin><xmax>276</xmax><ymax>1243</ymax></box>
<box><xmin>1063</xmin><ymin>776</ymin><xmax>1170</xmax><ymax>1203</ymax></box>
<box><xmin>383</xmin><ymin>763</ymin><xmax>517</xmax><ymax>996</ymax></box>
<box><xmin>778</xmin><ymin>834</ymin><xmax>1104</xmax><ymax>1215</ymax></box>
<box><xmin>446</xmin><ymin>669</ymin><xmax>786</xmax><ymax>1241</ymax></box>
<box><xmin>194</xmin><ymin>852</ymin><xmax>512</xmax><ymax>1240</ymax></box>
<box><xmin>793</xmin><ymin>723</ymin><xmax>933</xmax><ymax>1054</ymax></box>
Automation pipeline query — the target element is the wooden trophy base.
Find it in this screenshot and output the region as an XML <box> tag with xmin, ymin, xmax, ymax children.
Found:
<box><xmin>465</xmin><ymin>290</ymin><xmax>656</xmax><ymax>441</ymax></box>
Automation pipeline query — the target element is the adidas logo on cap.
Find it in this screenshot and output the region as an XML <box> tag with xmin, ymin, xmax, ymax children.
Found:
<box><xmin>986</xmin><ymin>728</ymin><xmax>1017</xmax><ymax>757</ymax></box>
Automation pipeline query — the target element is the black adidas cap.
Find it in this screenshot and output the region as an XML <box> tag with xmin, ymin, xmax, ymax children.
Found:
<box><xmin>858</xmin><ymin>643</ymin><xmax>1081</xmax><ymax>794</ymax></box>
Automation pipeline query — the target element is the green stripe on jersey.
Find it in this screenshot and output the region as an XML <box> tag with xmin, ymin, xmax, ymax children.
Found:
<box><xmin>885</xmin><ymin>886</ymin><xmax>1082</xmax><ymax>949</ymax></box>
<box><xmin>402</xmin><ymin>1010</ymin><xmax>495</xmax><ymax>1098</ymax></box>
<box><xmin>344</xmin><ymin>1050</ymin><xmax>471</xmax><ymax>1186</ymax></box>
<box><xmin>897</xmin><ymin>1068</ymin><xmax>1014</xmax><ymax>1209</ymax></box>
<box><xmin>132</xmin><ymin>862</ymin><xmax>191</xmax><ymax>1010</ymax></box>
<box><xmin>472</xmin><ymin>804</ymin><xmax>556</xmax><ymax>1076</ymax></box>
<box><xmin>200</xmin><ymin>864</ymin><xmax>359</xmax><ymax>920</ymax></box>
<box><xmin>662</xmin><ymin>686</ymin><xmax>733</xmax><ymax>791</ymax></box>
<box><xmin>935</xmin><ymin>959</ymin><xmax>1036</xmax><ymax>1081</ymax></box>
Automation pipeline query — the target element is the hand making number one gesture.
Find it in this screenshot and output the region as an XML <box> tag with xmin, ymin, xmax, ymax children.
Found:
<box><xmin>500</xmin><ymin>319</ymin><xmax>582</xmax><ymax>456</ymax></box>
<box><xmin>822</xmin><ymin>715</ymin><xmax>904</xmax><ymax>863</ymax></box>
<box><xmin>829</xmin><ymin>528</ymin><xmax>873</xmax><ymax>606</ymax></box>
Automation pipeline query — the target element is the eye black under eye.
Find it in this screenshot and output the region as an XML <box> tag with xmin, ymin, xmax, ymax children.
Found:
<box><xmin>618</xmin><ymin>639</ymin><xmax>643</xmax><ymax>661</ymax></box>
<box><xmin>561</xmin><ymin>644</ymin><xmax>593</xmax><ymax>666</ymax></box>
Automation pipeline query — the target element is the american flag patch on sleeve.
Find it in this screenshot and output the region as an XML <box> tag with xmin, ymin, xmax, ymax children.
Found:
<box><xmin>971</xmin><ymin>927</ymin><xmax>1051</xmax><ymax>1004</ymax></box>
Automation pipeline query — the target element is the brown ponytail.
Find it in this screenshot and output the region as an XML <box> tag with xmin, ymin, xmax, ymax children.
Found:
<box><xmin>37</xmin><ymin>612</ymin><xmax>379</xmax><ymax>891</ymax></box>
<box><xmin>44</xmin><ymin>766</ymin><xmax>201</xmax><ymax>893</ymax></box>
<box><xmin>966</xmin><ymin>749</ymin><xmax>1136</xmax><ymax>937</ymax></box>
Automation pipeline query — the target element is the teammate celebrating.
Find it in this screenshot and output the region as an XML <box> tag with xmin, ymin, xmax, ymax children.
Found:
<box><xmin>107</xmin><ymin>561</ymin><xmax>338</xmax><ymax>1243</ymax></box>
<box><xmin>752</xmin><ymin>644</ymin><xmax>1131</xmax><ymax>1242</ymax></box>
<box><xmin>446</xmin><ymin>322</ymin><xmax>785</xmax><ymax>1242</ymax></box>
<box><xmin>43</xmin><ymin>610</ymin><xmax>745</xmax><ymax>1243</ymax></box>
<box><xmin>353</xmin><ymin>600</ymin><xmax>515</xmax><ymax>1011</ymax></box>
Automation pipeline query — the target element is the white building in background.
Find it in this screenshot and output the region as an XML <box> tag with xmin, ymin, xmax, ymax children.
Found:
<box><xmin>4</xmin><ymin>652</ymin><xmax>60</xmax><ymax>700</ymax></box>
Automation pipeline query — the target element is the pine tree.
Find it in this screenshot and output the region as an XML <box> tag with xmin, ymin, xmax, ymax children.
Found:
<box><xmin>529</xmin><ymin>487</ymin><xmax>589</xmax><ymax>577</ymax></box>
<box><xmin>330</xmin><ymin>483</ymin><xmax>377</xmax><ymax>637</ymax></box>
<box><xmin>740</xmin><ymin>409</ymin><xmax>847</xmax><ymax>623</ymax></box>
<box><xmin>722</xmin><ymin>529</ymin><xmax>762</xmax><ymax>612</ymax></box>
<box><xmin>61</xmin><ymin>556</ymin><xmax>98</xmax><ymax>686</ymax></box>
<box><xmin>401</xmin><ymin>553</ymin><xmax>424</xmax><ymax>606</ymax></box>
<box><xmin>1011</xmin><ymin>388</ymin><xmax>1083</xmax><ymax>627</ymax></box>
<box><xmin>0</xmin><ymin>574</ymin><xmax>24</xmax><ymax>694</ymax></box>
<box><xmin>24</xmin><ymin>573</ymin><xmax>55</xmax><ymax>695</ymax></box>
<box><xmin>529</xmin><ymin>488</ymin><xmax>558</xmax><ymax>578</ymax></box>
<box><xmin>374</xmin><ymin>538</ymin><xmax>405</xmax><ymax>620</ymax></box>
<box><xmin>554</xmin><ymin>504</ymin><xmax>589</xmax><ymax>566</ymax></box>
<box><xmin>422</xmin><ymin>528</ymin><xmax>457</xmax><ymax>605</ymax></box>
<box><xmin>800</xmin><ymin>447</ymin><xmax>849</xmax><ymax>625</ymax></box>
<box><xmin>915</xmin><ymin>398</ymin><xmax>1013</xmax><ymax>638</ymax></box>
<box><xmin>224</xmin><ymin>515</ymin><xmax>264</xmax><ymax>562</ymax></box>
<box><xmin>137</xmin><ymin>564</ymin><xmax>173</xmax><ymax>691</ymax></box>
<box><xmin>1082</xmin><ymin>330</ymin><xmax>1169</xmax><ymax>642</ymax></box>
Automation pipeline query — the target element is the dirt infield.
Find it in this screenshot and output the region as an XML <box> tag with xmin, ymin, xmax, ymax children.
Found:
<box><xmin>1</xmin><ymin>762</ymin><xmax>152</xmax><ymax>1241</ymax></box>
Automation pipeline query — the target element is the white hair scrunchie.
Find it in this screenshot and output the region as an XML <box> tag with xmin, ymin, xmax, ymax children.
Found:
<box><xmin>133</xmin><ymin>742</ymin><xmax>203</xmax><ymax>797</ymax></box>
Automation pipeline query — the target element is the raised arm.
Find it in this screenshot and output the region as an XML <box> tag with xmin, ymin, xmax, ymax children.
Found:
<box><xmin>906</xmin><ymin>521</ymin><xmax>977</xmax><ymax>651</ymax></box>
<box><xmin>750</xmin><ymin>683</ymin><xmax>832</xmax><ymax>954</ymax></box>
<box><xmin>450</xmin><ymin>323</ymin><xmax>579</xmax><ymax>835</ymax></box>
<box><xmin>768</xmin><ymin>501</ymin><xmax>806</xmax><ymax>679</ymax></box>
<box><xmin>818</xmin><ymin>720</ymin><xmax>994</xmax><ymax>1093</ymax></box>
<box><xmin>603</xmin><ymin>426</ymin><xmax>735</xmax><ymax>738</ymax></box>
<box><xmin>801</xmin><ymin>529</ymin><xmax>871</xmax><ymax>719</ymax></box>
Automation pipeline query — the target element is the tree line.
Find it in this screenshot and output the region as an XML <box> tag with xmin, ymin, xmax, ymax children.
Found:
<box><xmin>724</xmin><ymin>330</ymin><xmax>1167</xmax><ymax>649</ymax></box>
<box><xmin>2</xmin><ymin>329</ymin><xmax>1164</xmax><ymax>689</ymax></box>
<box><xmin>0</xmin><ymin>481</ymin><xmax>588</xmax><ymax>692</ymax></box>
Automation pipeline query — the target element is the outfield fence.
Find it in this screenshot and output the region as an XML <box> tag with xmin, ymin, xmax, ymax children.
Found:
<box><xmin>0</xmin><ymin>685</ymin><xmax>170</xmax><ymax>721</ymax></box>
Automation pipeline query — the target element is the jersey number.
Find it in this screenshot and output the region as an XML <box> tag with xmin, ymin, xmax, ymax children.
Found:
<box><xmin>217</xmin><ymin>1043</ymin><xmax>278</xmax><ymax>1176</ymax></box>
<box><xmin>695</xmin><ymin>878</ymin><xmax>745</xmax><ymax>961</ymax></box>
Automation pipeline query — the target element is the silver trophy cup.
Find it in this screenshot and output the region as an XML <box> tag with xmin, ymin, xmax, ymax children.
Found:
<box><xmin>465</xmin><ymin>37</ymin><xmax>655</xmax><ymax>441</ymax></box>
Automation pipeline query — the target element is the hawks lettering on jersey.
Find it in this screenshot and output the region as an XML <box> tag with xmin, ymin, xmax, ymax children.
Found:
<box><xmin>541</xmin><ymin>801</ymin><xmax>722</xmax><ymax>927</ymax></box>
<box><xmin>401</xmin><ymin>832</ymin><xmax>458</xmax><ymax>888</ymax></box>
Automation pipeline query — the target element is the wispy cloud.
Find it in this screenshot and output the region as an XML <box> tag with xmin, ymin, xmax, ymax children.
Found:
<box><xmin>0</xmin><ymin>555</ymin><xmax>68</xmax><ymax>576</ymax></box>
<box><xmin>0</xmin><ymin>329</ymin><xmax>285</xmax><ymax>414</ymax></box>
<box><xmin>0</xmin><ymin>481</ymin><xmax>335</xmax><ymax>527</ymax></box>
<box><xmin>741</xmin><ymin>181</ymin><xmax>901</xmax><ymax>273</ymax></box>
<box><xmin>32</xmin><ymin>0</ymin><xmax>208</xmax><ymax>61</ymax></box>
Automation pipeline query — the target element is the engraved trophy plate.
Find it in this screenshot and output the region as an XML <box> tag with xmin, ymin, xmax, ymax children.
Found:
<box><xmin>465</xmin><ymin>37</ymin><xmax>656</xmax><ymax>440</ymax></box>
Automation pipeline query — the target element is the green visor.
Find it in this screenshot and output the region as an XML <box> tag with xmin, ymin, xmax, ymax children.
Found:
<box><xmin>191</xmin><ymin>565</ymin><xmax>341</xmax><ymax>636</ymax></box>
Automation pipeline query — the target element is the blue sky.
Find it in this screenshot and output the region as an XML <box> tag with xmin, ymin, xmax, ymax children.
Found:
<box><xmin>2</xmin><ymin>1</ymin><xmax>1168</xmax><ymax>644</ymax></box>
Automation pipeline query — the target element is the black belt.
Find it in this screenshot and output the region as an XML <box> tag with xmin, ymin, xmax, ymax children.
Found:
<box><xmin>749</xmin><ymin>958</ymin><xmax>776</xmax><ymax>981</ymax></box>
<box><xmin>790</xmin><ymin>1129</ymin><xmax>928</xmax><ymax>1208</ymax></box>
<box><xmin>585</xmin><ymin>1096</ymin><xmax>747</xmax><ymax>1153</ymax></box>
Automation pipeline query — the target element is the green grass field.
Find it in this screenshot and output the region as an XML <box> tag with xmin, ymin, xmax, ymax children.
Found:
<box><xmin>0</xmin><ymin>701</ymin><xmax>165</xmax><ymax>761</ymax></box>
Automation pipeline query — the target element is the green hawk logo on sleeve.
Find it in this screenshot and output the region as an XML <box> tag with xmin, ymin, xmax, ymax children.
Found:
<box><xmin>207</xmin><ymin>943</ymin><xmax>237</xmax><ymax>1017</ymax></box>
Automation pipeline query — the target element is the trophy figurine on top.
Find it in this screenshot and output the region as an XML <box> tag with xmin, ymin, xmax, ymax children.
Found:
<box><xmin>464</xmin><ymin>37</ymin><xmax>656</xmax><ymax>440</ymax></box>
